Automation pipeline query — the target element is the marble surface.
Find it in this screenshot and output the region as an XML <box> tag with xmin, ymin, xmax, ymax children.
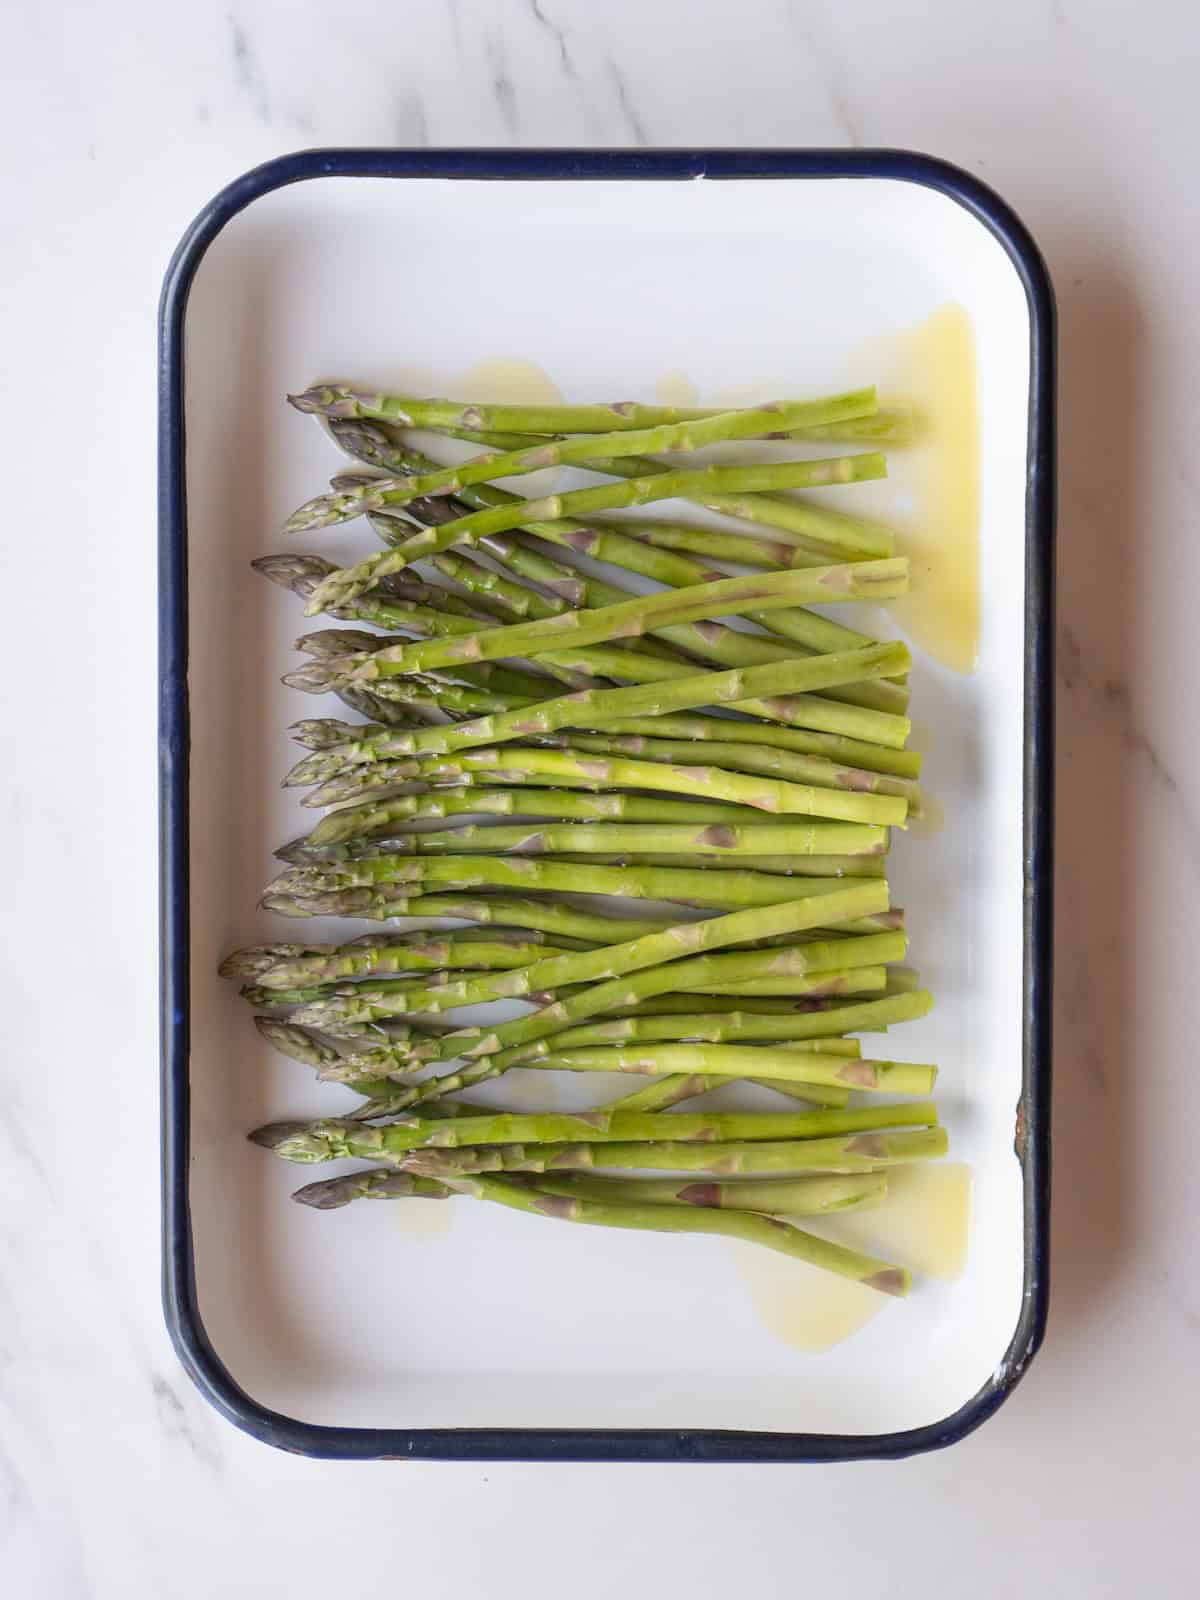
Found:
<box><xmin>3</xmin><ymin>0</ymin><xmax>1197</xmax><ymax>1593</ymax></box>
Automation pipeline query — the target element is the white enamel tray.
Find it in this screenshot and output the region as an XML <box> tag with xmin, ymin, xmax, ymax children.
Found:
<box><xmin>159</xmin><ymin>150</ymin><xmax>1053</xmax><ymax>1461</ymax></box>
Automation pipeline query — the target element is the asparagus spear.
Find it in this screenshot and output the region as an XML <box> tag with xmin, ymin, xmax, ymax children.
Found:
<box><xmin>313</xmin><ymin>650</ymin><xmax>913</xmax><ymax>770</ymax></box>
<box><xmin>559</xmin><ymin>731</ymin><xmax>921</xmax><ymax>811</ymax></box>
<box><xmin>485</xmin><ymin>1001</ymin><xmax>917</xmax><ymax>1056</ymax></box>
<box><xmin>598</xmin><ymin>994</ymin><xmax>905</xmax><ymax>1020</ymax></box>
<box><xmin>335</xmin><ymin>433</ymin><xmax>905</xmax><ymax>683</ymax></box>
<box><xmin>545</xmin><ymin>706</ymin><xmax>920</xmax><ymax>781</ymax></box>
<box><xmin>433</xmin><ymin>1173</ymin><xmax>913</xmax><ymax>1295</ymax></box>
<box><xmin>596</xmin><ymin>1072</ymin><xmax>849</xmax><ymax>1113</ymax></box>
<box><xmin>306</xmin><ymin>959</ymin><xmax>891</xmax><ymax>1053</ymax></box>
<box><xmin>329</xmin><ymin>411</ymin><xmax>899</xmax><ymax>558</ymax></box>
<box><xmin>389</xmin><ymin>468</ymin><xmax>892</xmax><ymax>661</ymax></box>
<box><xmin>251</xmin><ymin>933</ymin><xmax>578</xmax><ymax>989</ymax></box>
<box><xmin>306</xmin><ymin>818</ymin><xmax>897</xmax><ymax>856</ymax></box>
<box><xmin>292</xmin><ymin>701</ymin><xmax>920</xmax><ymax>808</ymax></box>
<box><xmin>250</xmin><ymin>1099</ymin><xmax>937</xmax><ymax>1162</ymax></box>
<box><xmin>424</xmin><ymin>542</ymin><xmax>690</xmax><ymax>667</ymax></box>
<box><xmin>303</xmin><ymin>785</ymin><xmax>804</xmax><ymax>846</ymax></box>
<box><xmin>411</xmin><ymin>416</ymin><xmax>910</xmax><ymax>547</ymax></box>
<box><xmin>291</xmin><ymin>384</ymin><xmax>878</xmax><ymax>435</ymax></box>
<box><xmin>373</xmin><ymin>973</ymin><xmax>892</xmax><ymax>1111</ymax></box>
<box><xmin>401</xmin><ymin>1125</ymin><xmax>949</xmax><ymax>1179</ymax></box>
<box><xmin>262</xmin><ymin>857</ymin><xmax>885</xmax><ymax>922</ymax></box>
<box><xmin>523</xmin><ymin>1172</ymin><xmax>890</xmax><ymax>1213</ymax></box>
<box><xmin>332</xmin><ymin>566</ymin><xmax>906</xmax><ymax>679</ymax></box>
<box><xmin>303</xmin><ymin>660</ymin><xmax>914</xmax><ymax>753</ymax></box>
<box><xmin>474</xmin><ymin>528</ymin><xmax>910</xmax><ymax>723</ymax></box>
<box><xmin>285</xmin><ymin>391</ymin><xmax>880</xmax><ymax>530</ymax></box>
<box><xmin>417</xmin><ymin>405</ymin><xmax>915</xmax><ymax>449</ymax></box>
<box><xmin>266</xmin><ymin>853</ymin><xmax>894</xmax><ymax>908</ymax></box>
<box><xmin>281</xmin><ymin>908</ymin><xmax>893</xmax><ymax>1030</ymax></box>
<box><xmin>304</xmin><ymin>458</ymin><xmax>889</xmax><ymax>614</ymax></box>
<box><xmin>523</xmin><ymin>1044</ymin><xmax>937</xmax><ymax>1096</ymax></box>
<box><xmin>291</xmin><ymin>1167</ymin><xmax>887</xmax><ymax>1214</ymax></box>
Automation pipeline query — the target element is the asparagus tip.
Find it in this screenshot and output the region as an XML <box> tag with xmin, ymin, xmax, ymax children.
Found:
<box><xmin>274</xmin><ymin>837</ymin><xmax>311</xmax><ymax>863</ymax></box>
<box><xmin>287</xmin><ymin>385</ymin><xmax>354</xmax><ymax>417</ymax></box>
<box><xmin>247</xmin><ymin>1120</ymin><xmax>311</xmax><ymax>1152</ymax></box>
<box><xmin>291</xmin><ymin>1174</ymin><xmax>361</xmax><ymax>1209</ymax></box>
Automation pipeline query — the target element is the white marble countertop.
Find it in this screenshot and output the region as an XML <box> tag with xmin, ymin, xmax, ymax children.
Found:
<box><xmin>3</xmin><ymin>0</ymin><xmax>1197</xmax><ymax>1594</ymax></box>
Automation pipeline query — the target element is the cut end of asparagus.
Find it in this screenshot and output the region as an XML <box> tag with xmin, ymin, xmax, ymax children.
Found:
<box><xmin>864</xmin><ymin>1266</ymin><xmax>911</xmax><ymax>1298</ymax></box>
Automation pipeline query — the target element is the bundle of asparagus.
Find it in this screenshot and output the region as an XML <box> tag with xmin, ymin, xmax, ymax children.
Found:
<box><xmin>229</xmin><ymin>380</ymin><xmax>946</xmax><ymax>1301</ymax></box>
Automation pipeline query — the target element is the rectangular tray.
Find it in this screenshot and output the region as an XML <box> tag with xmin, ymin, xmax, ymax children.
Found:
<box><xmin>159</xmin><ymin>148</ymin><xmax>1054</xmax><ymax>1461</ymax></box>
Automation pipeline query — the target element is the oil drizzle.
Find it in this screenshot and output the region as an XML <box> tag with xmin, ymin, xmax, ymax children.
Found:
<box><xmin>655</xmin><ymin>370</ymin><xmax>700</xmax><ymax>407</ymax></box>
<box><xmin>864</xmin><ymin>304</ymin><xmax>982</xmax><ymax>675</ymax></box>
<box><xmin>448</xmin><ymin>357</ymin><xmax>564</xmax><ymax>408</ymax></box>
<box><xmin>733</xmin><ymin>1163</ymin><xmax>972</xmax><ymax>1352</ymax></box>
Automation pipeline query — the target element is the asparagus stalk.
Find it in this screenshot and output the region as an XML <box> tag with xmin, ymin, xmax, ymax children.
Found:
<box><xmin>540</xmin><ymin>852</ymin><xmax>887</xmax><ymax>877</ymax></box>
<box><xmin>291</xmin><ymin>1166</ymin><xmax>887</xmax><ymax>1214</ymax></box>
<box><xmin>286</xmin><ymin>391</ymin><xmax>880</xmax><ymax>530</ymax></box>
<box><xmin>525</xmin><ymin>1044</ymin><xmax>937</xmax><ymax>1096</ymax></box>
<box><xmin>281</xmin><ymin>898</ymin><xmax>892</xmax><ymax>1029</ymax></box>
<box><xmin>559</xmin><ymin>731</ymin><xmax>921</xmax><ymax>811</ymax></box>
<box><xmin>283</xmin><ymin>965</ymin><xmax>887</xmax><ymax>1043</ymax></box>
<box><xmin>422</xmin><ymin>542</ymin><xmax>691</xmax><ymax>668</ymax></box>
<box><xmin>304</xmin><ymin>458</ymin><xmax>889</xmax><ymax>614</ymax></box>
<box><xmin>329</xmin><ymin>411</ymin><xmax>900</xmax><ymax>557</ymax></box>
<box><xmin>266</xmin><ymin>853</ymin><xmax>894</xmax><ymax>909</ymax></box>
<box><xmin>261</xmin><ymin>858</ymin><xmax>885</xmax><ymax>922</ymax></box>
<box><xmin>250</xmin><ymin>1099</ymin><xmax>938</xmax><ymax>1162</ymax></box>
<box><xmin>293</xmin><ymin>384</ymin><xmax>889</xmax><ymax>436</ymax></box>
<box><xmin>435</xmin><ymin>1173</ymin><xmax>913</xmax><ymax>1295</ymax></box>
<box><xmin>487</xmin><ymin>1003</ymin><xmax>909</xmax><ymax>1057</ymax></box>
<box><xmin>320</xmin><ymin>998</ymin><xmax>864</xmax><ymax>1088</ymax></box>
<box><xmin>597</xmin><ymin>1072</ymin><xmax>843</xmax><ymax>1113</ymax></box>
<box><xmin>597</xmin><ymin>994</ymin><xmax>892</xmax><ymax>1019</ymax></box>
<box><xmin>333</xmin><ymin>566</ymin><xmax>907</xmax><ymax>680</ymax></box>
<box><xmin>526</xmin><ymin>1172</ymin><xmax>889</xmax><ymax>1213</ymax></box>
<box><xmin>476</xmin><ymin>528</ymin><xmax>908</xmax><ymax>722</ymax></box>
<box><xmin>313</xmin><ymin>648</ymin><xmax>913</xmax><ymax>768</ymax></box>
<box><xmin>327</xmin><ymin>429</ymin><xmax>898</xmax><ymax>667</ymax></box>
<box><xmin>546</xmin><ymin>706</ymin><xmax>920</xmax><ymax>781</ymax></box>
<box><xmin>292</xmin><ymin>702</ymin><xmax>920</xmax><ymax>807</ymax></box>
<box><xmin>345</xmin><ymin>1037</ymin><xmax>861</xmax><ymax>1116</ymax></box>
<box><xmin>418</xmin><ymin>406</ymin><xmax>915</xmax><ymax>449</ymax></box>
<box><xmin>312</xmin><ymin>817</ymin><xmax>896</xmax><ymax>855</ymax></box>
<box><xmin>275</xmin><ymin>888</ymin><xmax>672</xmax><ymax>945</ymax></box>
<box><xmin>401</xmin><ymin>1126</ymin><xmax>949</xmax><ymax>1179</ymax></box>
<box><xmin>375</xmin><ymin>973</ymin><xmax>889</xmax><ymax>1111</ymax></box>
<box><xmin>303</xmin><ymin>785</ymin><xmax>802</xmax><ymax>846</ymax></box>
<box><xmin>397</xmin><ymin>478</ymin><xmax>891</xmax><ymax>662</ymax></box>
<box><xmin>251</xmin><ymin>933</ymin><xmax>579</xmax><ymax>990</ymax></box>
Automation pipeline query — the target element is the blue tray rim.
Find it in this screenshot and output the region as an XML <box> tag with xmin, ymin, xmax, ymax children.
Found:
<box><xmin>158</xmin><ymin>146</ymin><xmax>1054</xmax><ymax>1463</ymax></box>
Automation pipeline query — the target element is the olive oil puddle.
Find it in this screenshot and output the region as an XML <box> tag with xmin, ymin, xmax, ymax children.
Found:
<box><xmin>857</xmin><ymin>303</ymin><xmax>981</xmax><ymax>675</ymax></box>
<box><xmin>731</xmin><ymin>1163</ymin><xmax>972</xmax><ymax>1352</ymax></box>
